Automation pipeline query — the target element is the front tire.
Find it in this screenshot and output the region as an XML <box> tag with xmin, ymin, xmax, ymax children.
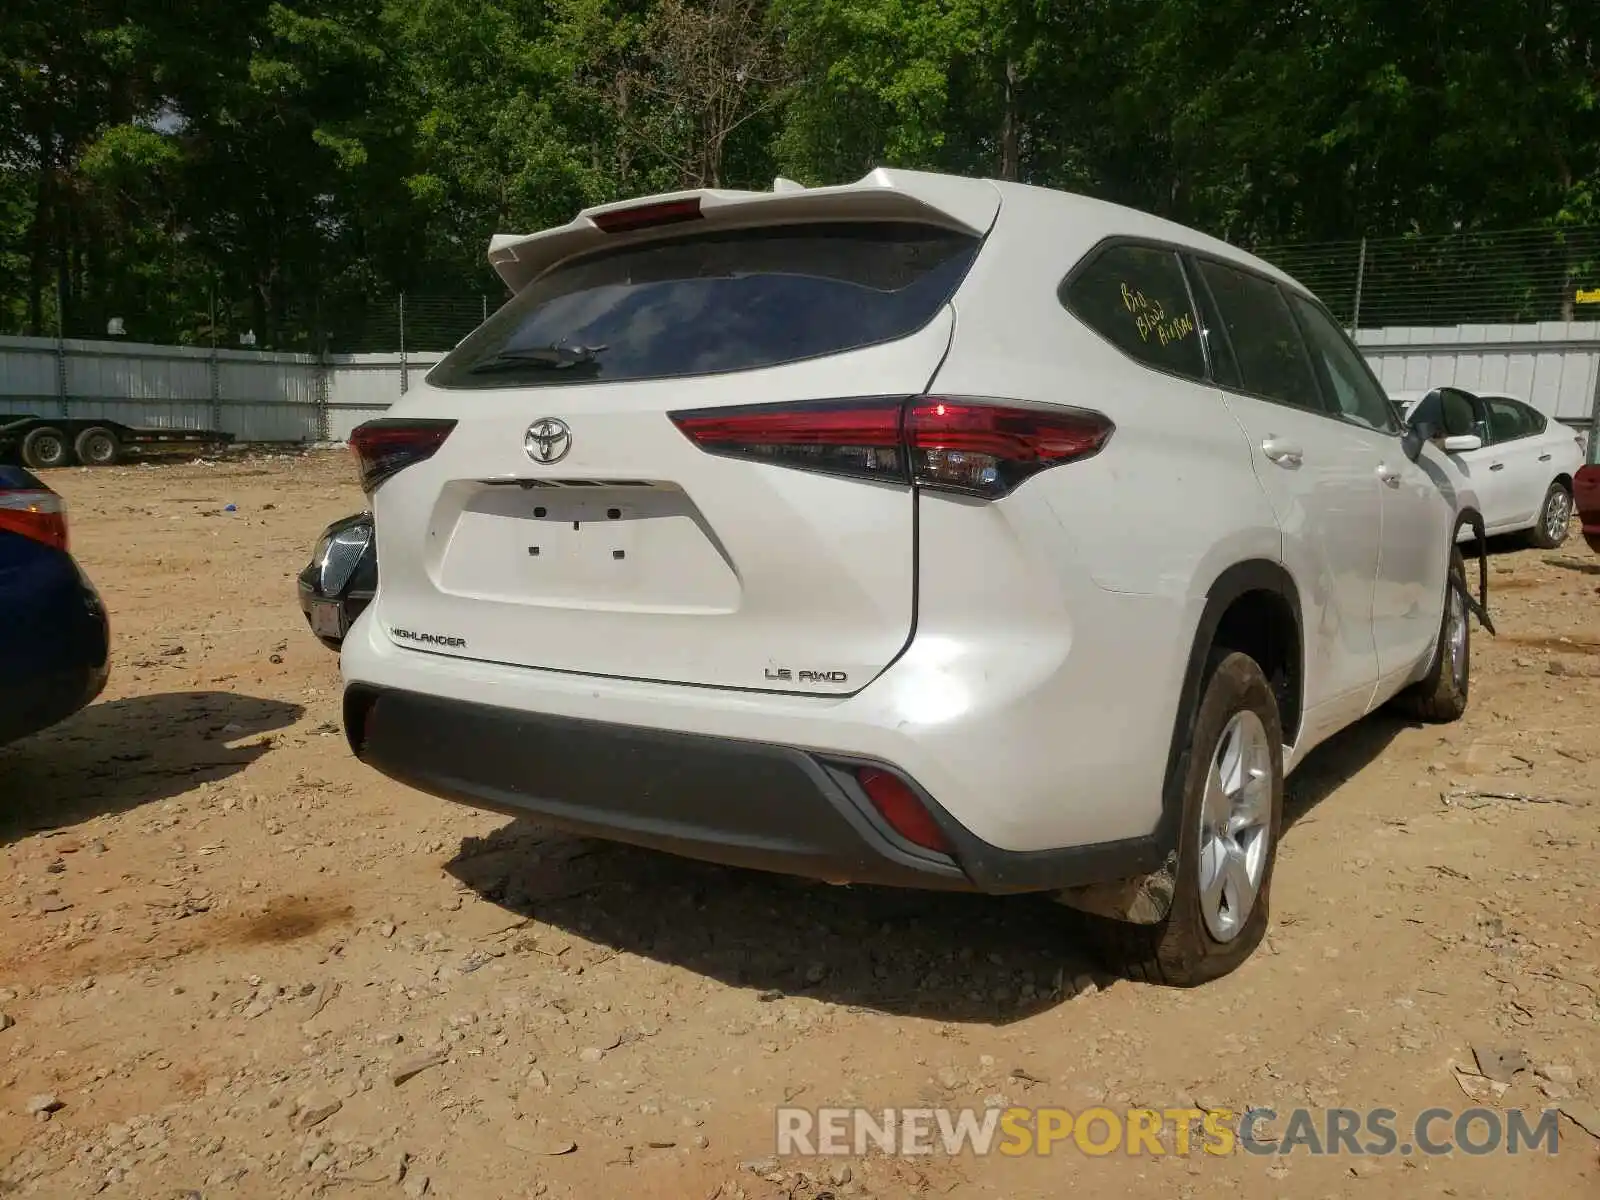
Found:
<box><xmin>1529</xmin><ymin>481</ymin><xmax>1572</xmax><ymax>549</ymax></box>
<box><xmin>1391</xmin><ymin>548</ymin><xmax>1469</xmax><ymax>723</ymax></box>
<box><xmin>1076</xmin><ymin>651</ymin><xmax>1284</xmax><ymax>987</ymax></box>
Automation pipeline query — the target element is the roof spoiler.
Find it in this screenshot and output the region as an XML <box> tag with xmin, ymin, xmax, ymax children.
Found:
<box><xmin>486</xmin><ymin>169</ymin><xmax>1002</xmax><ymax>294</ymax></box>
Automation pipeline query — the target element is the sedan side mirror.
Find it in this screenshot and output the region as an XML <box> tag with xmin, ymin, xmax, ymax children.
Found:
<box><xmin>1441</xmin><ymin>434</ymin><xmax>1483</xmax><ymax>453</ymax></box>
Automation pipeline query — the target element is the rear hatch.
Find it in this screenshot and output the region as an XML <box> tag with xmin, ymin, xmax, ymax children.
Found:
<box><xmin>369</xmin><ymin>184</ymin><xmax>998</xmax><ymax>695</ymax></box>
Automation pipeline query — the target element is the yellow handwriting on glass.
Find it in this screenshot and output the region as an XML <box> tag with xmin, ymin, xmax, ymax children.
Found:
<box><xmin>1121</xmin><ymin>282</ymin><xmax>1194</xmax><ymax>346</ymax></box>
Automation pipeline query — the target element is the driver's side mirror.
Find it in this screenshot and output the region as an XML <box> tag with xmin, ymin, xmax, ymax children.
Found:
<box><xmin>1441</xmin><ymin>434</ymin><xmax>1483</xmax><ymax>453</ymax></box>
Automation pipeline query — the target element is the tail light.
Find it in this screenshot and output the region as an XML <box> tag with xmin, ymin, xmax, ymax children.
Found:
<box><xmin>349</xmin><ymin>419</ymin><xmax>457</xmax><ymax>494</ymax></box>
<box><xmin>669</xmin><ymin>397</ymin><xmax>1112</xmax><ymax>499</ymax></box>
<box><xmin>856</xmin><ymin>768</ymin><xmax>952</xmax><ymax>854</ymax></box>
<box><xmin>0</xmin><ymin>476</ymin><xmax>69</xmax><ymax>550</ymax></box>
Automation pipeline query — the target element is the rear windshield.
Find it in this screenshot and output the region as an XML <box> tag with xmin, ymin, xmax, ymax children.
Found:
<box><xmin>427</xmin><ymin>221</ymin><xmax>980</xmax><ymax>390</ymax></box>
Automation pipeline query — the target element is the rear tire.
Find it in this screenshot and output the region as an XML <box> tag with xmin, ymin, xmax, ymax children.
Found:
<box><xmin>1528</xmin><ymin>481</ymin><xmax>1572</xmax><ymax>549</ymax></box>
<box><xmin>74</xmin><ymin>425</ymin><xmax>121</xmax><ymax>467</ymax></box>
<box><xmin>20</xmin><ymin>426</ymin><xmax>72</xmax><ymax>470</ymax></box>
<box><xmin>1390</xmin><ymin>548</ymin><xmax>1469</xmax><ymax>723</ymax></box>
<box><xmin>1073</xmin><ymin>651</ymin><xmax>1284</xmax><ymax>987</ymax></box>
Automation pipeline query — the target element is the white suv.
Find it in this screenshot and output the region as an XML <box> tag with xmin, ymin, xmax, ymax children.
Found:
<box><xmin>341</xmin><ymin>169</ymin><xmax>1479</xmax><ymax>985</ymax></box>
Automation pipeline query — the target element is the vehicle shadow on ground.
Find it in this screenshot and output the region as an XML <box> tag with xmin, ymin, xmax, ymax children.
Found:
<box><xmin>447</xmin><ymin>823</ymin><xmax>1104</xmax><ymax>1025</ymax></box>
<box><xmin>1281</xmin><ymin>711</ymin><xmax>1412</xmax><ymax>834</ymax></box>
<box><xmin>0</xmin><ymin>691</ymin><xmax>303</xmax><ymax>843</ymax></box>
<box><xmin>446</xmin><ymin>708</ymin><xmax>1420</xmax><ymax>1022</ymax></box>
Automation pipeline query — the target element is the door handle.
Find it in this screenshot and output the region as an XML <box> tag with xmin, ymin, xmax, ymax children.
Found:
<box><xmin>1490</xmin><ymin>462</ymin><xmax>1505</xmax><ymax>471</ymax></box>
<box><xmin>1377</xmin><ymin>464</ymin><xmax>1402</xmax><ymax>487</ymax></box>
<box><xmin>1539</xmin><ymin>453</ymin><xmax>1552</xmax><ymax>462</ymax></box>
<box><xmin>1262</xmin><ymin>438</ymin><xmax>1303</xmax><ymax>466</ymax></box>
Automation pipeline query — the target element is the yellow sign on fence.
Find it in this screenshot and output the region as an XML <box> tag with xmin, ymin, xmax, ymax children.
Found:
<box><xmin>1577</xmin><ymin>287</ymin><xmax>1600</xmax><ymax>305</ymax></box>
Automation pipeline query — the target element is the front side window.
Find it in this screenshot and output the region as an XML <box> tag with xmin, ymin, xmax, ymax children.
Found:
<box><xmin>1287</xmin><ymin>293</ymin><xmax>1398</xmax><ymax>433</ymax></box>
<box><xmin>428</xmin><ymin>221</ymin><xmax>980</xmax><ymax>390</ymax></box>
<box><xmin>1195</xmin><ymin>260</ymin><xmax>1322</xmax><ymax>411</ymax></box>
<box><xmin>1062</xmin><ymin>244</ymin><xmax>1206</xmax><ymax>381</ymax></box>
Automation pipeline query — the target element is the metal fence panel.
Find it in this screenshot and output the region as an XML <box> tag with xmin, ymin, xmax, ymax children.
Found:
<box><xmin>0</xmin><ymin>336</ymin><xmax>61</xmax><ymax>412</ymax></box>
<box><xmin>3</xmin><ymin>325</ymin><xmax>1597</xmax><ymax>447</ymax></box>
<box><xmin>217</xmin><ymin>351</ymin><xmax>322</xmax><ymax>442</ymax></box>
<box><xmin>1354</xmin><ymin>323</ymin><xmax>1600</xmax><ymax>425</ymax></box>
<box><xmin>60</xmin><ymin>339</ymin><xmax>212</xmax><ymax>430</ymax></box>
<box><xmin>324</xmin><ymin>353</ymin><xmax>444</xmax><ymax>441</ymax></box>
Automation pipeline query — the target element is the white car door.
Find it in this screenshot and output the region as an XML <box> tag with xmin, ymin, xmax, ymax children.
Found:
<box><xmin>1481</xmin><ymin>395</ymin><xmax>1548</xmax><ymax>529</ymax></box>
<box><xmin>1187</xmin><ymin>256</ymin><xmax>1382</xmax><ymax>737</ymax></box>
<box><xmin>1285</xmin><ymin>293</ymin><xmax>1450</xmax><ymax>697</ymax></box>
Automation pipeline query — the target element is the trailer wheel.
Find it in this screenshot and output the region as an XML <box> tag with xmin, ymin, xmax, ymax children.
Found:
<box><xmin>74</xmin><ymin>426</ymin><xmax>121</xmax><ymax>467</ymax></box>
<box><xmin>21</xmin><ymin>426</ymin><xmax>73</xmax><ymax>470</ymax></box>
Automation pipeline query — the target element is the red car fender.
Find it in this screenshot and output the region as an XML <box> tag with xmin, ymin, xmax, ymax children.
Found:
<box><xmin>1575</xmin><ymin>464</ymin><xmax>1600</xmax><ymax>555</ymax></box>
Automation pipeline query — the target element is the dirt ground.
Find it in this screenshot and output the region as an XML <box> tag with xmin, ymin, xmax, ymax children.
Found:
<box><xmin>2</xmin><ymin>451</ymin><xmax>1597</xmax><ymax>1199</ymax></box>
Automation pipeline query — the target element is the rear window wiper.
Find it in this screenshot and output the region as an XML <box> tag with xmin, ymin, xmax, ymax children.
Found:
<box><xmin>468</xmin><ymin>343</ymin><xmax>608</xmax><ymax>373</ymax></box>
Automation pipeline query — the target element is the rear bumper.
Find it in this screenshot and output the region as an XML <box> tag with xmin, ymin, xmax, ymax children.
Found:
<box><xmin>345</xmin><ymin>683</ymin><xmax>1162</xmax><ymax>894</ymax></box>
<box><xmin>0</xmin><ymin>661</ymin><xmax>109</xmax><ymax>747</ymax></box>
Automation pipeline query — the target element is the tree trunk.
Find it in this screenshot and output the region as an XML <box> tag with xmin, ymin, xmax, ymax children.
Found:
<box><xmin>616</xmin><ymin>74</ymin><xmax>633</xmax><ymax>192</ymax></box>
<box><xmin>27</xmin><ymin>135</ymin><xmax>53</xmax><ymax>336</ymax></box>
<box><xmin>999</xmin><ymin>58</ymin><xmax>1020</xmax><ymax>182</ymax></box>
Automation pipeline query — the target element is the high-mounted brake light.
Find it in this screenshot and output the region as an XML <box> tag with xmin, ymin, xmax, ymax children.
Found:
<box><xmin>668</xmin><ymin>397</ymin><xmax>1112</xmax><ymax>499</ymax></box>
<box><xmin>0</xmin><ymin>486</ymin><xmax>69</xmax><ymax>551</ymax></box>
<box><xmin>590</xmin><ymin>197</ymin><xmax>703</xmax><ymax>234</ymax></box>
<box><xmin>349</xmin><ymin>419</ymin><xmax>458</xmax><ymax>494</ymax></box>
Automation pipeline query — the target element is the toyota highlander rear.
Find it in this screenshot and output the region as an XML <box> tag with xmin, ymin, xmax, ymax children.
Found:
<box><xmin>341</xmin><ymin>170</ymin><xmax>1212</xmax><ymax>903</ymax></box>
<box><xmin>353</xmin><ymin>179</ymin><xmax>1023</xmax><ymax>696</ymax></box>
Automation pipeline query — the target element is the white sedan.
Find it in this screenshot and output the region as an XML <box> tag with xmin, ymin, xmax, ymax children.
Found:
<box><xmin>1392</xmin><ymin>387</ymin><xmax>1585</xmax><ymax>548</ymax></box>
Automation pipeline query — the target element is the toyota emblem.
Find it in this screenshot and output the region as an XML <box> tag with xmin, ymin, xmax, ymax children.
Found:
<box><xmin>524</xmin><ymin>418</ymin><xmax>573</xmax><ymax>465</ymax></box>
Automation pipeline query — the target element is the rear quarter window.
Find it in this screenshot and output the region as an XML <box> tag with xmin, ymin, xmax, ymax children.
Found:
<box><xmin>1061</xmin><ymin>244</ymin><xmax>1206</xmax><ymax>381</ymax></box>
<box><xmin>428</xmin><ymin>222</ymin><xmax>980</xmax><ymax>389</ymax></box>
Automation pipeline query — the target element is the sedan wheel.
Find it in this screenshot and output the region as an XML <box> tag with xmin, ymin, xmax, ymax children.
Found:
<box><xmin>1531</xmin><ymin>482</ymin><xmax>1572</xmax><ymax>549</ymax></box>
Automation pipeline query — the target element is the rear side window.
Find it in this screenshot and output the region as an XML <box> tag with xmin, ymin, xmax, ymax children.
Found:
<box><xmin>1063</xmin><ymin>244</ymin><xmax>1205</xmax><ymax>380</ymax></box>
<box><xmin>1485</xmin><ymin>398</ymin><xmax>1529</xmax><ymax>442</ymax></box>
<box><xmin>1486</xmin><ymin>397</ymin><xmax>1545</xmax><ymax>441</ymax></box>
<box><xmin>1195</xmin><ymin>260</ymin><xmax>1322</xmax><ymax>411</ymax></box>
<box><xmin>427</xmin><ymin>222</ymin><xmax>980</xmax><ymax>389</ymax></box>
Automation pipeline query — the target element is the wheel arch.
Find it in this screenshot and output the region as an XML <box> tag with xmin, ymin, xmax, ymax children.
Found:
<box><xmin>1154</xmin><ymin>559</ymin><xmax>1304</xmax><ymax>853</ymax></box>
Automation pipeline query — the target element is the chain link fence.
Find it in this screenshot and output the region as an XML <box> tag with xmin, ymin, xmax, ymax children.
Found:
<box><xmin>1256</xmin><ymin>225</ymin><xmax>1600</xmax><ymax>330</ymax></box>
<box><xmin>35</xmin><ymin>288</ymin><xmax>503</xmax><ymax>356</ymax></box>
<box><xmin>15</xmin><ymin>224</ymin><xmax>1600</xmax><ymax>354</ymax></box>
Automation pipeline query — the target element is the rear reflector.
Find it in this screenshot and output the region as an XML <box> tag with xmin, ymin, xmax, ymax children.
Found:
<box><xmin>0</xmin><ymin>487</ymin><xmax>68</xmax><ymax>550</ymax></box>
<box><xmin>590</xmin><ymin>197</ymin><xmax>704</xmax><ymax>234</ymax></box>
<box><xmin>669</xmin><ymin>397</ymin><xmax>1112</xmax><ymax>499</ymax></box>
<box><xmin>349</xmin><ymin>419</ymin><xmax>458</xmax><ymax>494</ymax></box>
<box><xmin>856</xmin><ymin>768</ymin><xmax>952</xmax><ymax>854</ymax></box>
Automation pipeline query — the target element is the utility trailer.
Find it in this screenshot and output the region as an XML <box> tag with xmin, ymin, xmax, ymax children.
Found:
<box><xmin>0</xmin><ymin>415</ymin><xmax>234</xmax><ymax>469</ymax></box>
